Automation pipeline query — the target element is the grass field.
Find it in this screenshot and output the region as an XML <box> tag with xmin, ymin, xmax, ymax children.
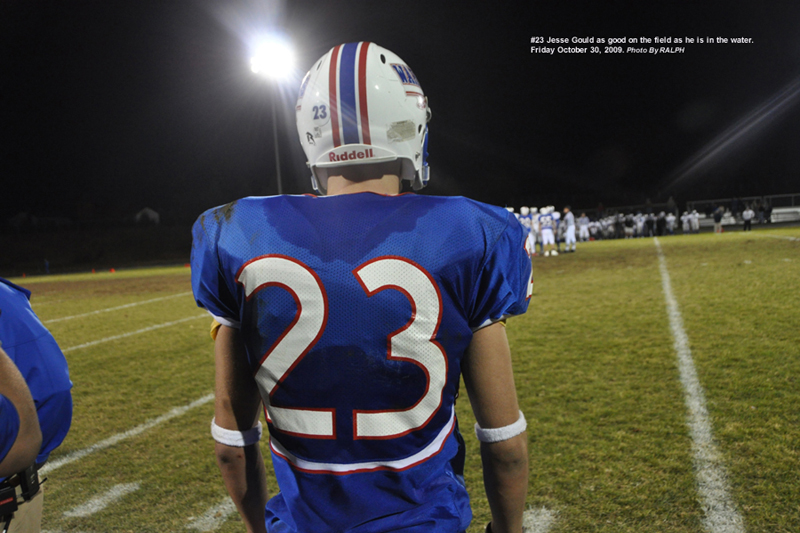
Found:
<box><xmin>11</xmin><ymin>227</ymin><xmax>799</xmax><ymax>532</ymax></box>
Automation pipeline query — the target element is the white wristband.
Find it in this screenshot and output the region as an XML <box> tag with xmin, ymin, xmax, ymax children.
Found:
<box><xmin>474</xmin><ymin>410</ymin><xmax>527</xmax><ymax>443</ymax></box>
<box><xmin>211</xmin><ymin>417</ymin><xmax>263</xmax><ymax>447</ymax></box>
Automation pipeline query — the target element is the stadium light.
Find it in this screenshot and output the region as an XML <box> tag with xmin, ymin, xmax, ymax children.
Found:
<box><xmin>250</xmin><ymin>37</ymin><xmax>295</xmax><ymax>80</ymax></box>
<box><xmin>250</xmin><ymin>36</ymin><xmax>295</xmax><ymax>195</ymax></box>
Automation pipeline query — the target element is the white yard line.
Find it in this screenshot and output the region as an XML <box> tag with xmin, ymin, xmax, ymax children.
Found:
<box><xmin>63</xmin><ymin>483</ymin><xmax>141</xmax><ymax>518</ymax></box>
<box><xmin>522</xmin><ymin>507</ymin><xmax>558</xmax><ymax>533</ymax></box>
<box><xmin>654</xmin><ymin>238</ymin><xmax>745</xmax><ymax>533</ymax></box>
<box><xmin>62</xmin><ymin>314</ymin><xmax>207</xmax><ymax>353</ymax></box>
<box><xmin>758</xmin><ymin>234</ymin><xmax>799</xmax><ymax>242</ymax></box>
<box><xmin>44</xmin><ymin>291</ymin><xmax>193</xmax><ymax>324</ymax></box>
<box><xmin>186</xmin><ymin>497</ymin><xmax>238</xmax><ymax>531</ymax></box>
<box><xmin>40</xmin><ymin>393</ymin><xmax>214</xmax><ymax>475</ymax></box>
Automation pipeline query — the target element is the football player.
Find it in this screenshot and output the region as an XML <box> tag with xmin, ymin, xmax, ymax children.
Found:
<box><xmin>537</xmin><ymin>206</ymin><xmax>556</xmax><ymax>256</ymax></box>
<box><xmin>0</xmin><ymin>278</ymin><xmax>73</xmax><ymax>531</ymax></box>
<box><xmin>518</xmin><ymin>206</ymin><xmax>536</xmax><ymax>256</ymax></box>
<box><xmin>578</xmin><ymin>212</ymin><xmax>590</xmax><ymax>242</ymax></box>
<box><xmin>562</xmin><ymin>206</ymin><xmax>576</xmax><ymax>252</ymax></box>
<box><xmin>191</xmin><ymin>42</ymin><xmax>531</xmax><ymax>533</ymax></box>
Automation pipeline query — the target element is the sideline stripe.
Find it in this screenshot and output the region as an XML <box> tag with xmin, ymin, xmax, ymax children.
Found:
<box><xmin>654</xmin><ymin>238</ymin><xmax>745</xmax><ymax>533</ymax></box>
<box><xmin>186</xmin><ymin>497</ymin><xmax>237</xmax><ymax>531</ymax></box>
<box><xmin>523</xmin><ymin>507</ymin><xmax>557</xmax><ymax>533</ymax></box>
<box><xmin>62</xmin><ymin>314</ymin><xmax>207</xmax><ymax>353</ymax></box>
<box><xmin>759</xmin><ymin>234</ymin><xmax>799</xmax><ymax>242</ymax></box>
<box><xmin>41</xmin><ymin>393</ymin><xmax>214</xmax><ymax>475</ymax></box>
<box><xmin>63</xmin><ymin>483</ymin><xmax>141</xmax><ymax>518</ymax></box>
<box><xmin>44</xmin><ymin>291</ymin><xmax>193</xmax><ymax>324</ymax></box>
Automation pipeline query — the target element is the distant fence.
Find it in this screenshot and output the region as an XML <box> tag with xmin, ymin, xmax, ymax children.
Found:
<box><xmin>686</xmin><ymin>193</ymin><xmax>800</xmax><ymax>213</ymax></box>
<box><xmin>569</xmin><ymin>193</ymin><xmax>800</xmax><ymax>221</ymax></box>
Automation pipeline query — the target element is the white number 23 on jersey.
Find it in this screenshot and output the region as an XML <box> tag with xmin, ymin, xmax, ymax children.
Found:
<box><xmin>236</xmin><ymin>254</ymin><xmax>447</xmax><ymax>440</ymax></box>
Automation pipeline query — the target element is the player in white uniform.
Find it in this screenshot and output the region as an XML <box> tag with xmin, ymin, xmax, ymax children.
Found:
<box><xmin>562</xmin><ymin>206</ymin><xmax>576</xmax><ymax>252</ymax></box>
<box><xmin>518</xmin><ymin>207</ymin><xmax>536</xmax><ymax>256</ymax></box>
<box><xmin>529</xmin><ymin>207</ymin><xmax>540</xmax><ymax>255</ymax></box>
<box><xmin>538</xmin><ymin>207</ymin><xmax>556</xmax><ymax>256</ymax></box>
<box><xmin>690</xmin><ymin>210</ymin><xmax>700</xmax><ymax>233</ymax></box>
<box><xmin>666</xmin><ymin>212</ymin><xmax>676</xmax><ymax>235</ymax></box>
<box><xmin>578</xmin><ymin>213</ymin><xmax>590</xmax><ymax>242</ymax></box>
<box><xmin>551</xmin><ymin>207</ymin><xmax>561</xmax><ymax>253</ymax></box>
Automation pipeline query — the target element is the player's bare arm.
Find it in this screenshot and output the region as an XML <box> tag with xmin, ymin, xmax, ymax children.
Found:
<box><xmin>213</xmin><ymin>325</ymin><xmax>269</xmax><ymax>533</ymax></box>
<box><xmin>461</xmin><ymin>322</ymin><xmax>528</xmax><ymax>533</ymax></box>
<box><xmin>0</xmin><ymin>347</ymin><xmax>42</xmax><ymax>478</ymax></box>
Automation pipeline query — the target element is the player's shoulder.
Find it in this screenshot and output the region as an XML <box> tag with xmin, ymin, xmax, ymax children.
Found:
<box><xmin>0</xmin><ymin>278</ymin><xmax>30</xmax><ymax>303</ymax></box>
<box><xmin>193</xmin><ymin>195</ymin><xmax>299</xmax><ymax>235</ymax></box>
<box><xmin>0</xmin><ymin>278</ymin><xmax>42</xmax><ymax>349</ymax></box>
<box><xmin>381</xmin><ymin>194</ymin><xmax>514</xmax><ymax>225</ymax></box>
<box><xmin>0</xmin><ymin>278</ymin><xmax>32</xmax><ymax>321</ymax></box>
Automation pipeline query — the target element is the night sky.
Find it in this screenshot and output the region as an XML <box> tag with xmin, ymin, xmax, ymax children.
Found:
<box><xmin>2</xmin><ymin>0</ymin><xmax>799</xmax><ymax>224</ymax></box>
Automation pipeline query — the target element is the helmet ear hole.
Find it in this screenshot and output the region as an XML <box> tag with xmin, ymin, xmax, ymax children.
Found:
<box><xmin>380</xmin><ymin>54</ymin><xmax>386</xmax><ymax>64</ymax></box>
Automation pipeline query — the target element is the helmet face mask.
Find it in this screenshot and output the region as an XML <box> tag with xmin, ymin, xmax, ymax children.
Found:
<box><xmin>296</xmin><ymin>42</ymin><xmax>431</xmax><ymax>194</ymax></box>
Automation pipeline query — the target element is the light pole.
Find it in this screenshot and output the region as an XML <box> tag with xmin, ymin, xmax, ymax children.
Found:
<box><xmin>270</xmin><ymin>88</ymin><xmax>283</xmax><ymax>194</ymax></box>
<box><xmin>250</xmin><ymin>37</ymin><xmax>295</xmax><ymax>195</ymax></box>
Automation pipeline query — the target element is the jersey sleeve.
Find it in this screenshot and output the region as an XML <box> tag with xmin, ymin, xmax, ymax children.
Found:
<box><xmin>469</xmin><ymin>213</ymin><xmax>532</xmax><ymax>330</ymax></box>
<box><xmin>0</xmin><ymin>394</ymin><xmax>20</xmax><ymax>465</ymax></box>
<box><xmin>191</xmin><ymin>212</ymin><xmax>241</xmax><ymax>328</ymax></box>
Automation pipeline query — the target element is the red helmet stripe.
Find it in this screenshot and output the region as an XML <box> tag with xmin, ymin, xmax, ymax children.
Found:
<box><xmin>328</xmin><ymin>45</ymin><xmax>342</xmax><ymax>148</ymax></box>
<box><xmin>357</xmin><ymin>42</ymin><xmax>371</xmax><ymax>145</ymax></box>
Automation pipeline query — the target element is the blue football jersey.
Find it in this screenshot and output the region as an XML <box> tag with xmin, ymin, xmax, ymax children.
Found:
<box><xmin>0</xmin><ymin>394</ymin><xmax>20</xmax><ymax>464</ymax></box>
<box><xmin>191</xmin><ymin>192</ymin><xmax>532</xmax><ymax>533</ymax></box>
<box><xmin>0</xmin><ymin>278</ymin><xmax>73</xmax><ymax>469</ymax></box>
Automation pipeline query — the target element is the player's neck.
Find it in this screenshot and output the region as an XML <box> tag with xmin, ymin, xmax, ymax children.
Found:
<box><xmin>327</xmin><ymin>174</ymin><xmax>401</xmax><ymax>196</ymax></box>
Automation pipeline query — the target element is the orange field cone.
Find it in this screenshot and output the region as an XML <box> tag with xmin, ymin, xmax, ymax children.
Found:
<box><xmin>110</xmin><ymin>268</ymin><xmax>116</xmax><ymax>273</ymax></box>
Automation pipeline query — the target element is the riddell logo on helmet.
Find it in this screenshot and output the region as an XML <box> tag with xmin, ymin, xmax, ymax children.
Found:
<box><xmin>329</xmin><ymin>148</ymin><xmax>375</xmax><ymax>162</ymax></box>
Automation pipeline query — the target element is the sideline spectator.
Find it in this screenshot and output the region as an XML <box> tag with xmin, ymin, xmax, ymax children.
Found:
<box><xmin>0</xmin><ymin>278</ymin><xmax>73</xmax><ymax>533</ymax></box>
<box><xmin>656</xmin><ymin>211</ymin><xmax>666</xmax><ymax>236</ymax></box>
<box><xmin>645</xmin><ymin>212</ymin><xmax>656</xmax><ymax>237</ymax></box>
<box><xmin>713</xmin><ymin>205</ymin><xmax>724</xmax><ymax>233</ymax></box>
<box><xmin>742</xmin><ymin>205</ymin><xmax>755</xmax><ymax>231</ymax></box>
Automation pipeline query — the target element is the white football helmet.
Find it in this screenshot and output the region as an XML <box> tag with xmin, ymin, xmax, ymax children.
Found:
<box><xmin>296</xmin><ymin>42</ymin><xmax>431</xmax><ymax>194</ymax></box>
<box><xmin>520</xmin><ymin>206</ymin><xmax>530</xmax><ymax>216</ymax></box>
<box><xmin>531</xmin><ymin>207</ymin><xmax>539</xmax><ymax>215</ymax></box>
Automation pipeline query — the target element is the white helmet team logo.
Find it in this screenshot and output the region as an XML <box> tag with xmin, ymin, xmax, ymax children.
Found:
<box><xmin>296</xmin><ymin>42</ymin><xmax>431</xmax><ymax>193</ymax></box>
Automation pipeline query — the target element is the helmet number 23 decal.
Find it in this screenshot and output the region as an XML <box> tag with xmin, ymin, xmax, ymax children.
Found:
<box><xmin>312</xmin><ymin>104</ymin><xmax>329</xmax><ymax>125</ymax></box>
<box><xmin>236</xmin><ymin>255</ymin><xmax>446</xmax><ymax>440</ymax></box>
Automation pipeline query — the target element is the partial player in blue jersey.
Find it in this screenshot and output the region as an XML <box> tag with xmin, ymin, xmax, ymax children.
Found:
<box><xmin>0</xmin><ymin>278</ymin><xmax>73</xmax><ymax>530</ymax></box>
<box><xmin>0</xmin><ymin>348</ymin><xmax>41</xmax><ymax>478</ymax></box>
<box><xmin>192</xmin><ymin>42</ymin><xmax>532</xmax><ymax>533</ymax></box>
